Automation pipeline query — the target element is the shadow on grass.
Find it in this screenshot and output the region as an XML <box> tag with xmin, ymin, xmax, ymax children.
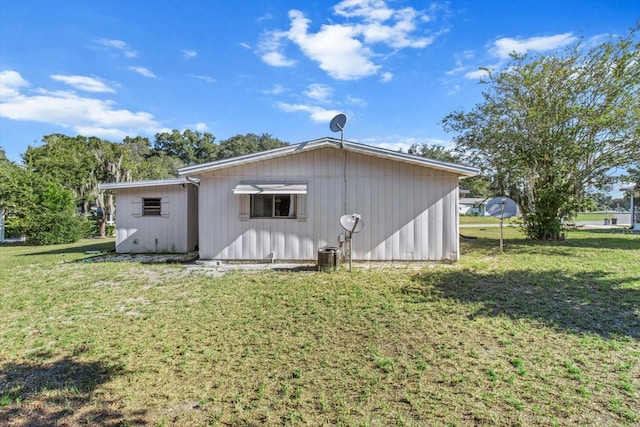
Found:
<box><xmin>408</xmin><ymin>268</ymin><xmax>640</xmax><ymax>340</ymax></box>
<box><xmin>21</xmin><ymin>240</ymin><xmax>115</xmax><ymax>257</ymax></box>
<box><xmin>0</xmin><ymin>356</ymin><xmax>145</xmax><ymax>426</ymax></box>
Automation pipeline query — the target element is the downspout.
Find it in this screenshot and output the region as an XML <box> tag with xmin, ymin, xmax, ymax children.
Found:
<box><xmin>185</xmin><ymin>176</ymin><xmax>200</xmax><ymax>187</ymax></box>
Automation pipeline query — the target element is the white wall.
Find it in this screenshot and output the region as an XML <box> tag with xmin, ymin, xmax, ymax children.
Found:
<box><xmin>114</xmin><ymin>184</ymin><xmax>197</xmax><ymax>253</ymax></box>
<box><xmin>197</xmin><ymin>146</ymin><xmax>461</xmax><ymax>261</ymax></box>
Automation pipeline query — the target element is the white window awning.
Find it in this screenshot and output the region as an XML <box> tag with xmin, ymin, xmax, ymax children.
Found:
<box><xmin>232</xmin><ymin>183</ymin><xmax>307</xmax><ymax>195</ymax></box>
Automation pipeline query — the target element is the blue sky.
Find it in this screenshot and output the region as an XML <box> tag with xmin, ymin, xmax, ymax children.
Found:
<box><xmin>0</xmin><ymin>0</ymin><xmax>637</xmax><ymax>194</ymax></box>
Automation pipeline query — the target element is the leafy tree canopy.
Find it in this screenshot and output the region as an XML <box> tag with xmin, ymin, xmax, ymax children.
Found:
<box><xmin>217</xmin><ymin>133</ymin><xmax>288</xmax><ymax>160</ymax></box>
<box><xmin>8</xmin><ymin>130</ymin><xmax>289</xmax><ymax>241</ymax></box>
<box><xmin>407</xmin><ymin>143</ymin><xmax>491</xmax><ymax>198</ymax></box>
<box><xmin>442</xmin><ymin>26</ymin><xmax>640</xmax><ymax>239</ymax></box>
<box><xmin>153</xmin><ymin>129</ymin><xmax>217</xmax><ymax>165</ymax></box>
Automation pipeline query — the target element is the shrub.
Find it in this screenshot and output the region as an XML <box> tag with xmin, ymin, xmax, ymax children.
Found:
<box><xmin>23</xmin><ymin>182</ymin><xmax>90</xmax><ymax>245</ymax></box>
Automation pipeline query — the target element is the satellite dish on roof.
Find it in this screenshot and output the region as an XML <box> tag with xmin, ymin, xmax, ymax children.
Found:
<box><xmin>331</xmin><ymin>113</ymin><xmax>349</xmax><ymax>211</ymax></box>
<box><xmin>329</xmin><ymin>113</ymin><xmax>347</xmax><ymax>133</ymax></box>
<box><xmin>486</xmin><ymin>197</ymin><xmax>518</xmax><ymax>218</ymax></box>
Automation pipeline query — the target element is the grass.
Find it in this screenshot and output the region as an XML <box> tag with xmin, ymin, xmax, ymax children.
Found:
<box><xmin>459</xmin><ymin>215</ymin><xmax>520</xmax><ymax>225</ymax></box>
<box><xmin>0</xmin><ymin>229</ymin><xmax>638</xmax><ymax>426</ymax></box>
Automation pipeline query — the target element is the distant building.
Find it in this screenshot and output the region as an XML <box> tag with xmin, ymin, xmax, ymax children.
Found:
<box><xmin>459</xmin><ymin>198</ymin><xmax>489</xmax><ymax>216</ymax></box>
<box><xmin>622</xmin><ymin>184</ymin><xmax>639</xmax><ymax>230</ymax></box>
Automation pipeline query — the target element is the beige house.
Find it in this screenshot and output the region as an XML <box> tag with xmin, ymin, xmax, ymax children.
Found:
<box><xmin>178</xmin><ymin>137</ymin><xmax>478</xmax><ymax>261</ymax></box>
<box><xmin>98</xmin><ymin>178</ymin><xmax>198</xmax><ymax>253</ymax></box>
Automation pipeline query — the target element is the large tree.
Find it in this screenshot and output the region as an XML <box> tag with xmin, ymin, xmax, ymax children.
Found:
<box><xmin>442</xmin><ymin>27</ymin><xmax>639</xmax><ymax>239</ymax></box>
<box><xmin>1</xmin><ymin>153</ymin><xmax>87</xmax><ymax>243</ymax></box>
<box><xmin>153</xmin><ymin>129</ymin><xmax>218</xmax><ymax>165</ymax></box>
<box><xmin>407</xmin><ymin>143</ymin><xmax>490</xmax><ymax>197</ymax></box>
<box><xmin>23</xmin><ymin>134</ymin><xmax>95</xmax><ymax>214</ymax></box>
<box><xmin>217</xmin><ymin>133</ymin><xmax>288</xmax><ymax>159</ymax></box>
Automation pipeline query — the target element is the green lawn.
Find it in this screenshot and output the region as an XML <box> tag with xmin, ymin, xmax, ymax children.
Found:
<box><xmin>1</xmin><ymin>230</ymin><xmax>638</xmax><ymax>426</ymax></box>
<box><xmin>459</xmin><ymin>212</ymin><xmax>626</xmax><ymax>225</ymax></box>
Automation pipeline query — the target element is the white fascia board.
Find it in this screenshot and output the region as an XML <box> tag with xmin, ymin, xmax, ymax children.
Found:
<box><xmin>178</xmin><ymin>137</ymin><xmax>479</xmax><ymax>177</ymax></box>
<box><xmin>98</xmin><ymin>178</ymin><xmax>197</xmax><ymax>191</ymax></box>
<box><xmin>232</xmin><ymin>183</ymin><xmax>307</xmax><ymax>195</ymax></box>
<box><xmin>339</xmin><ymin>140</ymin><xmax>479</xmax><ymax>177</ymax></box>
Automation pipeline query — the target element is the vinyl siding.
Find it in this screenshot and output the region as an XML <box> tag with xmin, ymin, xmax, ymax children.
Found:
<box><xmin>113</xmin><ymin>184</ymin><xmax>196</xmax><ymax>253</ymax></box>
<box><xmin>197</xmin><ymin>146</ymin><xmax>461</xmax><ymax>261</ymax></box>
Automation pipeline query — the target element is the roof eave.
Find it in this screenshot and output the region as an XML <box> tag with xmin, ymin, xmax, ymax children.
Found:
<box><xmin>178</xmin><ymin>137</ymin><xmax>480</xmax><ymax>177</ymax></box>
<box><xmin>98</xmin><ymin>177</ymin><xmax>197</xmax><ymax>191</ymax></box>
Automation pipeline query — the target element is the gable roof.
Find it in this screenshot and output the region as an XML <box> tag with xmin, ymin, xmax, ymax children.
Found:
<box><xmin>178</xmin><ymin>137</ymin><xmax>479</xmax><ymax>177</ymax></box>
<box><xmin>98</xmin><ymin>177</ymin><xmax>198</xmax><ymax>191</ymax></box>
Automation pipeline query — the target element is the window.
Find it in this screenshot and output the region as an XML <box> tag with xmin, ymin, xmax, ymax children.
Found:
<box><xmin>143</xmin><ymin>198</ymin><xmax>161</xmax><ymax>216</ymax></box>
<box><xmin>233</xmin><ymin>183</ymin><xmax>307</xmax><ymax>221</ymax></box>
<box><xmin>251</xmin><ymin>194</ymin><xmax>296</xmax><ymax>218</ymax></box>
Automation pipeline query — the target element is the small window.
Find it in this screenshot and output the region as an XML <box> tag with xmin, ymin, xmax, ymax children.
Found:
<box><xmin>251</xmin><ymin>194</ymin><xmax>296</xmax><ymax>218</ymax></box>
<box><xmin>143</xmin><ymin>198</ymin><xmax>161</xmax><ymax>216</ymax></box>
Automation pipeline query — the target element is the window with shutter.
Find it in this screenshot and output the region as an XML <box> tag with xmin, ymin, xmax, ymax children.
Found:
<box><xmin>142</xmin><ymin>198</ymin><xmax>161</xmax><ymax>216</ymax></box>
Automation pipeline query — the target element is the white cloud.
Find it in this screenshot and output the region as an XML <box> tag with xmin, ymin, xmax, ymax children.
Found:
<box><xmin>275</xmin><ymin>101</ymin><xmax>341</xmax><ymax>123</ymax></box>
<box><xmin>240</xmin><ymin>42</ymin><xmax>251</xmax><ymax>49</ymax></box>
<box><xmin>0</xmin><ymin>70</ymin><xmax>30</xmax><ymax>100</ymax></box>
<box><xmin>446</xmin><ymin>84</ymin><xmax>461</xmax><ymax>95</ymax></box>
<box><xmin>465</xmin><ymin>68</ymin><xmax>490</xmax><ymax>80</ymax></box>
<box><xmin>304</xmin><ymin>83</ymin><xmax>333</xmax><ymax>101</ymax></box>
<box><xmin>262</xmin><ymin>51</ymin><xmax>297</xmax><ymax>67</ymax></box>
<box><xmin>97</xmin><ymin>38</ymin><xmax>138</xmax><ymax>58</ymax></box>
<box><xmin>346</xmin><ymin>95</ymin><xmax>367</xmax><ymax>107</ymax></box>
<box><xmin>183</xmin><ymin>49</ymin><xmax>198</xmax><ymax>59</ymax></box>
<box><xmin>0</xmin><ymin>70</ymin><xmax>162</xmax><ymax>140</ymax></box>
<box><xmin>258</xmin><ymin>1</ymin><xmax>435</xmax><ymax>81</ymax></box>
<box><xmin>334</xmin><ymin>0</ymin><xmax>394</xmax><ymax>21</ymax></box>
<box><xmin>194</xmin><ymin>75</ymin><xmax>216</xmax><ymax>83</ymax></box>
<box><xmin>129</xmin><ymin>66</ymin><xmax>157</xmax><ymax>78</ymax></box>
<box><xmin>380</xmin><ymin>71</ymin><xmax>393</xmax><ymax>82</ymax></box>
<box><xmin>50</xmin><ymin>75</ymin><xmax>115</xmax><ymax>93</ymax></box>
<box><xmin>258</xmin><ymin>30</ymin><xmax>296</xmax><ymax>67</ymax></box>
<box><xmin>490</xmin><ymin>33</ymin><xmax>577</xmax><ymax>59</ymax></box>
<box><xmin>288</xmin><ymin>10</ymin><xmax>380</xmax><ymax>80</ymax></box>
<box><xmin>445</xmin><ymin>65</ymin><xmax>467</xmax><ymax>76</ymax></box>
<box><xmin>261</xmin><ymin>84</ymin><xmax>287</xmax><ymax>95</ymax></box>
<box><xmin>189</xmin><ymin>122</ymin><xmax>208</xmax><ymax>132</ymax></box>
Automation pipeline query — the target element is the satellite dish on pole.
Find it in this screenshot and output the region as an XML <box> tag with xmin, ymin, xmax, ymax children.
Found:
<box><xmin>340</xmin><ymin>214</ymin><xmax>365</xmax><ymax>234</ymax></box>
<box><xmin>330</xmin><ymin>113</ymin><xmax>349</xmax><ymax>214</ymax></box>
<box><xmin>330</xmin><ymin>113</ymin><xmax>347</xmax><ymax>149</ymax></box>
<box><xmin>340</xmin><ymin>213</ymin><xmax>364</xmax><ymax>271</ymax></box>
<box><xmin>486</xmin><ymin>197</ymin><xmax>518</xmax><ymax>252</ymax></box>
<box><xmin>486</xmin><ymin>197</ymin><xmax>518</xmax><ymax>218</ymax></box>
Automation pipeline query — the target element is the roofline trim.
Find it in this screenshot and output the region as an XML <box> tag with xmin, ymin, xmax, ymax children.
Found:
<box><xmin>178</xmin><ymin>137</ymin><xmax>479</xmax><ymax>177</ymax></box>
<box><xmin>98</xmin><ymin>178</ymin><xmax>198</xmax><ymax>191</ymax></box>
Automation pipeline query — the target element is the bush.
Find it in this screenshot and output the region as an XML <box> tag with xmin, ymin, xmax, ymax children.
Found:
<box><xmin>23</xmin><ymin>182</ymin><xmax>90</xmax><ymax>245</ymax></box>
<box><xmin>26</xmin><ymin>213</ymin><xmax>90</xmax><ymax>245</ymax></box>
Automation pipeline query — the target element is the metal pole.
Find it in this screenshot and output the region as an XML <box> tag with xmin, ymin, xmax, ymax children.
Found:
<box><xmin>499</xmin><ymin>199</ymin><xmax>505</xmax><ymax>253</ymax></box>
<box><xmin>348</xmin><ymin>216</ymin><xmax>359</xmax><ymax>272</ymax></box>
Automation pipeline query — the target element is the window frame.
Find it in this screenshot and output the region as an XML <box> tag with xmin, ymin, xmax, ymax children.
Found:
<box><xmin>250</xmin><ymin>193</ymin><xmax>297</xmax><ymax>219</ymax></box>
<box><xmin>142</xmin><ymin>197</ymin><xmax>162</xmax><ymax>216</ymax></box>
